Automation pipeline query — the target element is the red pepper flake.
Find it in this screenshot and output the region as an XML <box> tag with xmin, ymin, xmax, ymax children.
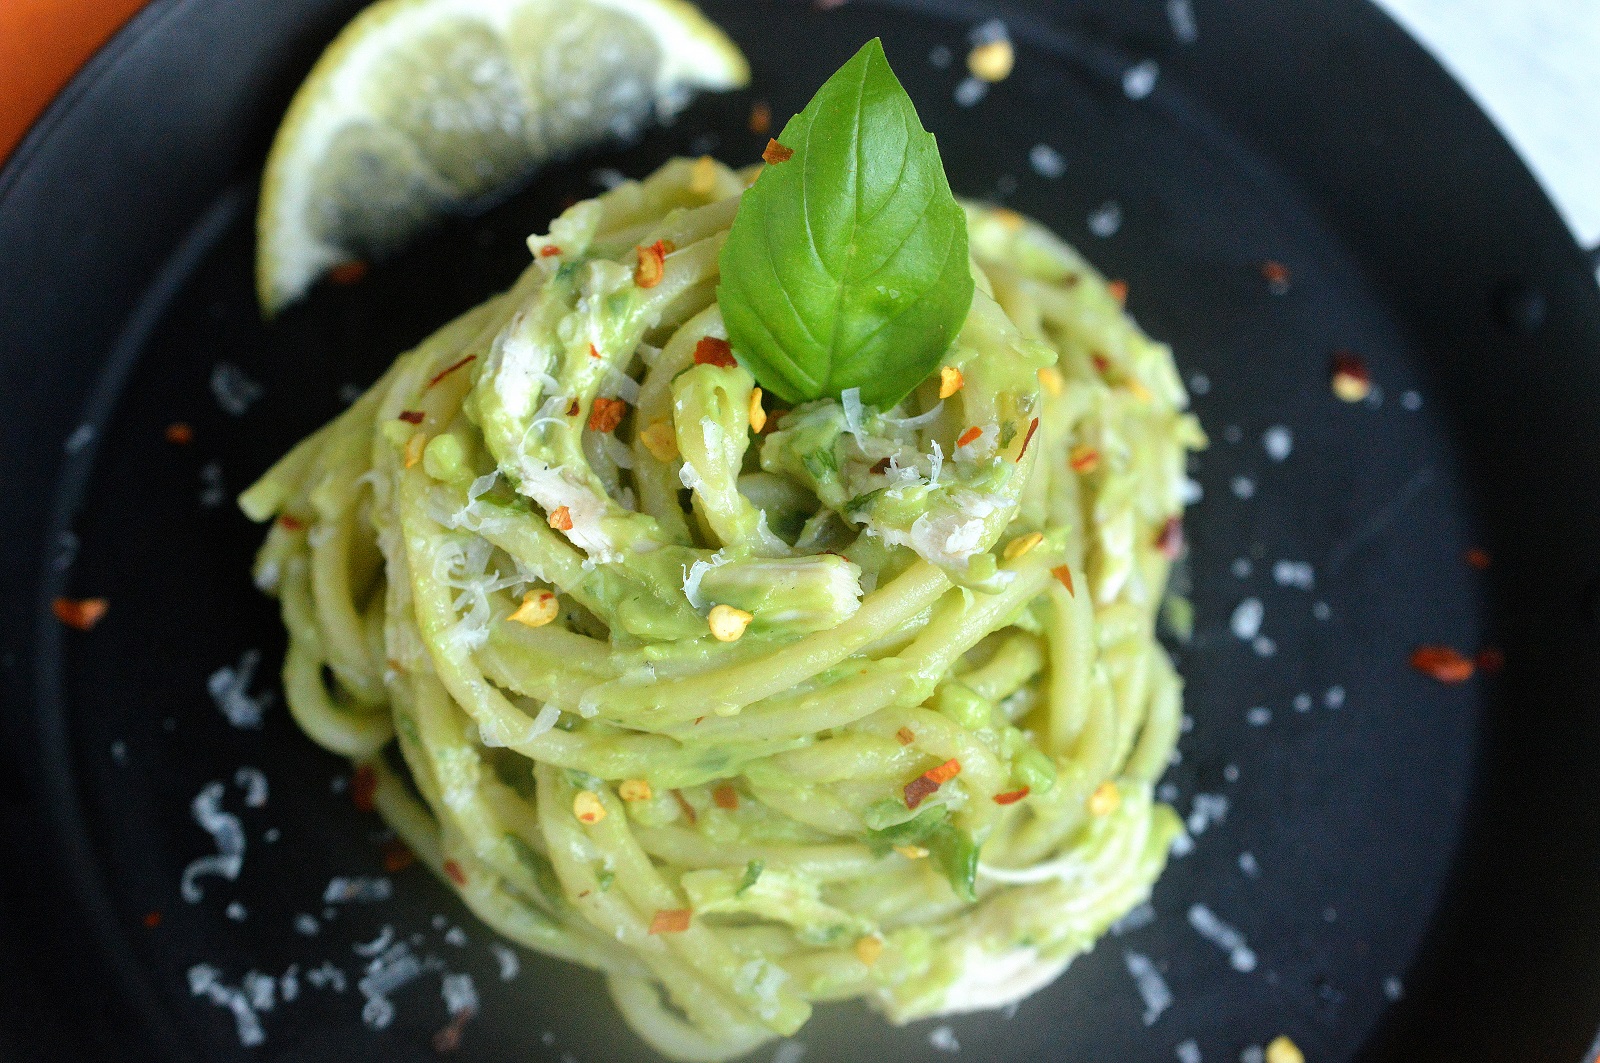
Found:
<box><xmin>671</xmin><ymin>789</ymin><xmax>698</xmax><ymax>824</ymax></box>
<box><xmin>926</xmin><ymin>759</ymin><xmax>961</xmax><ymax>785</ymax></box>
<box><xmin>649</xmin><ymin>908</ymin><xmax>692</xmax><ymax>935</ymax></box>
<box><xmin>1476</xmin><ymin>647</ymin><xmax>1505</xmax><ymax>674</ymax></box>
<box><xmin>164</xmin><ymin>422</ymin><xmax>194</xmax><ymax>445</ymax></box>
<box><xmin>895</xmin><ymin>726</ymin><xmax>915</xmax><ymax>745</ymax></box>
<box><xmin>635</xmin><ymin>240</ymin><xmax>669</xmax><ymax>289</ymax></box>
<box><xmin>431</xmin><ymin>1006</ymin><xmax>475</xmax><ymax>1053</ymax></box>
<box><xmin>397</xmin><ymin>410</ymin><xmax>425</xmax><ymax>424</ymax></box>
<box><xmin>588</xmin><ymin>343</ymin><xmax>602</xmax><ymax>359</ymax></box>
<box><xmin>329</xmin><ymin>260</ymin><xmax>368</xmax><ymax>286</ymax></box>
<box><xmin>1069</xmin><ymin>446</ymin><xmax>1100</xmax><ymax>473</ymax></box>
<box><xmin>871</xmin><ymin>457</ymin><xmax>892</xmax><ymax>475</ymax></box>
<box><xmin>903</xmin><ymin>775</ymin><xmax>939</xmax><ymax>810</ymax></box>
<box><xmin>993</xmin><ymin>788</ymin><xmax>1030</xmax><ymax>806</ymax></box>
<box><xmin>1107</xmin><ymin>279</ymin><xmax>1128</xmax><ymax>305</ymax></box>
<box><xmin>956</xmin><ymin>425</ymin><xmax>983</xmax><ymax>448</ymax></box>
<box><xmin>1330</xmin><ymin>350</ymin><xmax>1372</xmax><ymax>402</ymax></box>
<box><xmin>1017</xmin><ymin>417</ymin><xmax>1040</xmax><ymax>460</ymax></box>
<box><xmin>588</xmin><ymin>397</ymin><xmax>627</xmax><ymax>433</ymax></box>
<box><xmin>53</xmin><ymin>597</ymin><xmax>109</xmax><ymax>631</ymax></box>
<box><xmin>694</xmin><ymin>336</ymin><xmax>737</xmax><ymax>367</ymax></box>
<box><xmin>548</xmin><ymin>506</ymin><xmax>574</xmax><ymax>532</ymax></box>
<box><xmin>277</xmin><ymin>514</ymin><xmax>306</xmax><ymax>532</ymax></box>
<box><xmin>1157</xmin><ymin>517</ymin><xmax>1185</xmax><ymax>561</ymax></box>
<box><xmin>351</xmin><ymin>764</ymin><xmax>377</xmax><ymax>812</ymax></box>
<box><xmin>427</xmin><ymin>354</ymin><xmax>477</xmax><ymax>388</ymax></box>
<box><xmin>1091</xmin><ymin>353</ymin><xmax>1111</xmax><ymax>374</ymax></box>
<box><xmin>381</xmin><ymin>838</ymin><xmax>416</xmax><ymax>873</ymax></box>
<box><xmin>749</xmin><ymin>101</ymin><xmax>772</xmax><ymax>135</ymax></box>
<box><xmin>1465</xmin><ymin>548</ymin><xmax>1491</xmax><ymax>570</ymax></box>
<box><xmin>1261</xmin><ymin>260</ymin><xmax>1291</xmax><ymax>294</ymax></box>
<box><xmin>444</xmin><ymin>859</ymin><xmax>467</xmax><ymax>887</ymax></box>
<box><xmin>1409</xmin><ymin>646</ymin><xmax>1475</xmax><ymax>684</ymax></box>
<box><xmin>142</xmin><ymin>911</ymin><xmax>163</xmax><ymax>929</ymax></box>
<box><xmin>762</xmin><ymin>138</ymin><xmax>794</xmax><ymax>164</ymax></box>
<box><xmin>712</xmin><ymin>784</ymin><xmax>739</xmax><ymax>810</ymax></box>
<box><xmin>538</xmin><ymin>244</ymin><xmax>562</xmax><ymax>257</ymax></box>
<box><xmin>1051</xmin><ymin>565</ymin><xmax>1075</xmax><ymax>596</ymax></box>
<box><xmin>567</xmin><ymin>399</ymin><xmax>581</xmax><ymax>417</ymax></box>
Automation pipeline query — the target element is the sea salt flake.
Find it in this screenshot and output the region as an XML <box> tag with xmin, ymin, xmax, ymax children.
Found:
<box><xmin>211</xmin><ymin>362</ymin><xmax>263</xmax><ymax>416</ymax></box>
<box><xmin>1123</xmin><ymin>60</ymin><xmax>1159</xmax><ymax>100</ymax></box>
<box><xmin>1383</xmin><ymin>975</ymin><xmax>1404</xmax><ymax>1001</ymax></box>
<box><xmin>324</xmin><ymin>876</ymin><xmax>394</xmax><ymax>904</ymax></box>
<box><xmin>294</xmin><ymin>913</ymin><xmax>320</xmax><ymax>936</ymax></box>
<box><xmin>1324</xmin><ymin>685</ymin><xmax>1347</xmax><ymax>709</ymax></box>
<box><xmin>181</xmin><ymin>781</ymin><xmax>244</xmax><ymax>903</ymax></box>
<box><xmin>1272</xmin><ymin>560</ymin><xmax>1314</xmax><ymax>590</ymax></box>
<box><xmin>200</xmin><ymin>461</ymin><xmax>226</xmax><ymax>508</ymax></box>
<box><xmin>1252</xmin><ymin>636</ymin><xmax>1276</xmax><ymax>657</ymax></box>
<box><xmin>1112</xmin><ymin>902</ymin><xmax>1157</xmax><ymax>936</ymax></box>
<box><xmin>1029</xmin><ymin>143</ymin><xmax>1066</xmax><ymax>179</ymax></box>
<box><xmin>1088</xmin><ymin>200</ymin><xmax>1123</xmax><ymax>238</ymax></box>
<box><xmin>493</xmin><ymin>944</ymin><xmax>520</xmax><ymax>981</ymax></box>
<box><xmin>773</xmin><ymin>1042</ymin><xmax>807</xmax><ymax>1063</ymax></box>
<box><xmin>1187</xmin><ymin>904</ymin><xmax>1257</xmax><ymax>972</ymax></box>
<box><xmin>1230</xmin><ymin>475</ymin><xmax>1256</xmax><ymax>499</ymax></box>
<box><xmin>207</xmin><ymin>649</ymin><xmax>273</xmax><ymax>729</ymax></box>
<box><xmin>1167</xmin><ymin>0</ymin><xmax>1199</xmax><ymax>42</ymax></box>
<box><xmin>1176</xmin><ymin>1040</ymin><xmax>1202</xmax><ymax>1063</ymax></box>
<box><xmin>1246</xmin><ymin>707</ymin><xmax>1271</xmax><ymax>726</ymax></box>
<box><xmin>1231</xmin><ymin>558</ymin><xmax>1252</xmax><ymax>579</ymax></box>
<box><xmin>227</xmin><ymin>902</ymin><xmax>247</xmax><ymax>921</ymax></box>
<box><xmin>188</xmin><ymin>964</ymin><xmax>265</xmax><ymax>1047</ymax></box>
<box><xmin>929</xmin><ymin>45</ymin><xmax>953</xmax><ymax>68</ymax></box>
<box><xmin>1262</xmin><ymin>425</ymin><xmax>1293</xmax><ymax>461</ymax></box>
<box><xmin>954</xmin><ymin>77</ymin><xmax>987</xmax><ymax>107</ymax></box>
<box><xmin>1188</xmin><ymin>372</ymin><xmax>1210</xmax><ymax>395</ymax></box>
<box><xmin>929</xmin><ymin>1025</ymin><xmax>960</xmax><ymax>1053</ymax></box>
<box><xmin>1188</xmin><ymin>793</ymin><xmax>1228</xmax><ymax>836</ymax></box>
<box><xmin>65</xmin><ymin>424</ymin><xmax>95</xmax><ymax>453</ymax></box>
<box><xmin>1124</xmin><ymin>952</ymin><xmax>1172</xmax><ymax>1025</ymax></box>
<box><xmin>1230</xmin><ymin>598</ymin><xmax>1263</xmax><ymax>640</ymax></box>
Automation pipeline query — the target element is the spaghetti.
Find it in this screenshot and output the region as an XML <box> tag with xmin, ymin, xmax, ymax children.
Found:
<box><xmin>242</xmin><ymin>156</ymin><xmax>1204</xmax><ymax>1060</ymax></box>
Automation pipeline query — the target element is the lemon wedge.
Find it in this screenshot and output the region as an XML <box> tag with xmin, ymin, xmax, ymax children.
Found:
<box><xmin>256</xmin><ymin>0</ymin><xmax>748</xmax><ymax>314</ymax></box>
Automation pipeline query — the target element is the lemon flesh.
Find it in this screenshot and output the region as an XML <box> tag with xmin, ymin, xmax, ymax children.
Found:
<box><xmin>257</xmin><ymin>0</ymin><xmax>749</xmax><ymax>314</ymax></box>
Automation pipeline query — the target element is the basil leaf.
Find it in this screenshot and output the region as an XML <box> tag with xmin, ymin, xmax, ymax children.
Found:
<box><xmin>717</xmin><ymin>38</ymin><xmax>974</xmax><ymax>408</ymax></box>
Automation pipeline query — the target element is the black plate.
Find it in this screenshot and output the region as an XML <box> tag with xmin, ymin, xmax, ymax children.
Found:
<box><xmin>3</xmin><ymin>1</ymin><xmax>1599</xmax><ymax>1061</ymax></box>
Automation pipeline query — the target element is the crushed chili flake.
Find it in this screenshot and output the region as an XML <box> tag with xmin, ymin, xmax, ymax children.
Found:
<box><xmin>428</xmin><ymin>354</ymin><xmax>476</xmax><ymax>388</ymax></box>
<box><xmin>1157</xmin><ymin>517</ymin><xmax>1185</xmax><ymax>560</ymax></box>
<box><xmin>53</xmin><ymin>597</ymin><xmax>108</xmax><ymax>631</ymax></box>
<box><xmin>277</xmin><ymin>514</ymin><xmax>306</xmax><ymax>531</ymax></box>
<box><xmin>432</xmin><ymin>1007</ymin><xmax>474</xmax><ymax>1053</ymax></box>
<box><xmin>397</xmin><ymin>410</ymin><xmax>425</xmax><ymax>424</ymax></box>
<box><xmin>635</xmin><ymin>240</ymin><xmax>669</xmax><ymax>288</ymax></box>
<box><xmin>1091</xmin><ymin>353</ymin><xmax>1111</xmax><ymax>374</ymax></box>
<box><xmin>567</xmin><ymin>399</ymin><xmax>581</xmax><ymax>417</ymax></box>
<box><xmin>589</xmin><ymin>343</ymin><xmax>601</xmax><ymax>359</ymax></box>
<box><xmin>1476</xmin><ymin>647</ymin><xmax>1505</xmax><ymax>674</ymax></box>
<box><xmin>956</xmin><ymin>425</ymin><xmax>983</xmax><ymax>448</ymax></box>
<box><xmin>329</xmin><ymin>260</ymin><xmax>368</xmax><ymax>286</ymax></box>
<box><xmin>538</xmin><ymin>244</ymin><xmax>562</xmax><ymax>257</ymax></box>
<box><xmin>1017</xmin><ymin>417</ymin><xmax>1040</xmax><ymax>460</ymax></box>
<box><xmin>1261</xmin><ymin>260</ymin><xmax>1291</xmax><ymax>293</ymax></box>
<box><xmin>588</xmin><ymin>397</ymin><xmax>627</xmax><ymax>433</ymax></box>
<box><xmin>1330</xmin><ymin>350</ymin><xmax>1372</xmax><ymax>402</ymax></box>
<box><xmin>1069</xmin><ymin>444</ymin><xmax>1100</xmax><ymax>473</ymax></box>
<box><xmin>351</xmin><ymin>764</ymin><xmax>377</xmax><ymax>812</ymax></box>
<box><xmin>926</xmin><ymin>759</ymin><xmax>961</xmax><ymax>785</ymax></box>
<box><xmin>895</xmin><ymin>726</ymin><xmax>916</xmax><ymax>745</ymax></box>
<box><xmin>143</xmin><ymin>911</ymin><xmax>163</xmax><ymax>929</ymax></box>
<box><xmin>381</xmin><ymin>838</ymin><xmax>417</xmax><ymax>873</ymax></box>
<box><xmin>749</xmin><ymin>100</ymin><xmax>772</xmax><ymax>135</ymax></box>
<box><xmin>762</xmin><ymin>138</ymin><xmax>794</xmax><ymax>164</ymax></box>
<box><xmin>671</xmin><ymin>789</ymin><xmax>698</xmax><ymax>824</ymax></box>
<box><xmin>1107</xmin><ymin>279</ymin><xmax>1128</xmax><ymax>305</ymax></box>
<box><xmin>871</xmin><ymin>457</ymin><xmax>892</xmax><ymax>475</ymax></box>
<box><xmin>694</xmin><ymin>336</ymin><xmax>737</xmax><ymax>367</ymax></box>
<box><xmin>993</xmin><ymin>788</ymin><xmax>1030</xmax><ymax>805</ymax></box>
<box><xmin>164</xmin><ymin>422</ymin><xmax>194</xmax><ymax>445</ymax></box>
<box><xmin>1409</xmin><ymin>645</ymin><xmax>1475</xmax><ymax>684</ymax></box>
<box><xmin>903</xmin><ymin>775</ymin><xmax>940</xmax><ymax>810</ymax></box>
<box><xmin>444</xmin><ymin>860</ymin><xmax>467</xmax><ymax>887</ymax></box>
<box><xmin>548</xmin><ymin>506</ymin><xmax>574</xmax><ymax>532</ymax></box>
<box><xmin>1051</xmin><ymin>565</ymin><xmax>1076</xmax><ymax>596</ymax></box>
<box><xmin>1465</xmin><ymin>547</ymin><xmax>1492</xmax><ymax>570</ymax></box>
<box><xmin>649</xmin><ymin>908</ymin><xmax>692</xmax><ymax>935</ymax></box>
<box><xmin>712</xmin><ymin>784</ymin><xmax>740</xmax><ymax>810</ymax></box>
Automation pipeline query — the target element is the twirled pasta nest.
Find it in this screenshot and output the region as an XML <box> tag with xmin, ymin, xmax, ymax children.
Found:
<box><xmin>244</xmin><ymin>157</ymin><xmax>1204</xmax><ymax>1062</ymax></box>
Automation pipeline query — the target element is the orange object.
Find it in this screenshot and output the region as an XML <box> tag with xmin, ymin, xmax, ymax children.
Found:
<box><xmin>1</xmin><ymin>0</ymin><xmax>151</xmax><ymax>164</ymax></box>
<box><xmin>1409</xmin><ymin>645</ymin><xmax>1475</xmax><ymax>684</ymax></box>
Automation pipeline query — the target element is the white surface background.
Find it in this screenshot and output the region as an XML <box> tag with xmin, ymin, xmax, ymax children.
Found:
<box><xmin>1372</xmin><ymin>0</ymin><xmax>1600</xmax><ymax>253</ymax></box>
